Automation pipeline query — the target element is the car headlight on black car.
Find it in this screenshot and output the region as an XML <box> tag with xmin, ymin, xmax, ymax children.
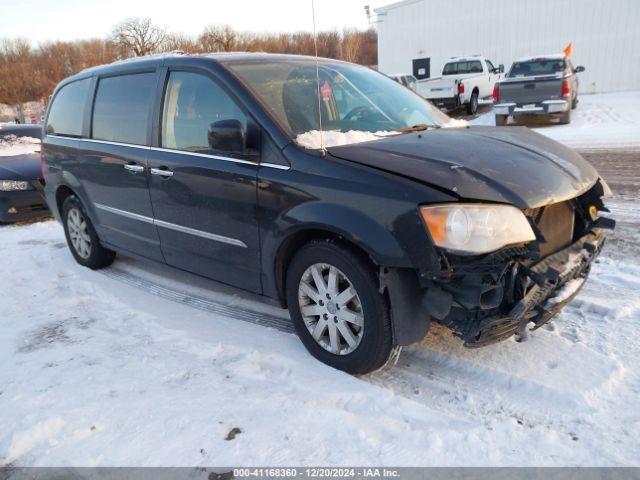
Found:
<box><xmin>420</xmin><ymin>203</ymin><xmax>536</xmax><ymax>255</ymax></box>
<box><xmin>0</xmin><ymin>180</ymin><xmax>32</xmax><ymax>191</ymax></box>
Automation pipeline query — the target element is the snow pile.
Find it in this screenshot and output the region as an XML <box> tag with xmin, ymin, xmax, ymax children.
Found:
<box><xmin>295</xmin><ymin>119</ymin><xmax>467</xmax><ymax>149</ymax></box>
<box><xmin>442</xmin><ymin>118</ymin><xmax>469</xmax><ymax>128</ymax></box>
<box><xmin>295</xmin><ymin>130</ymin><xmax>399</xmax><ymax>149</ymax></box>
<box><xmin>470</xmin><ymin>91</ymin><xmax>640</xmax><ymax>149</ymax></box>
<box><xmin>0</xmin><ymin>134</ymin><xmax>41</xmax><ymax>157</ymax></box>
<box><xmin>547</xmin><ymin>277</ymin><xmax>585</xmax><ymax>305</ymax></box>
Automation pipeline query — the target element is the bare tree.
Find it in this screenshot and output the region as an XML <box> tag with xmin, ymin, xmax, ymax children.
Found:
<box><xmin>199</xmin><ymin>25</ymin><xmax>237</xmax><ymax>52</ymax></box>
<box><xmin>112</xmin><ymin>17</ymin><xmax>167</xmax><ymax>57</ymax></box>
<box><xmin>341</xmin><ymin>29</ymin><xmax>362</xmax><ymax>63</ymax></box>
<box><xmin>164</xmin><ymin>33</ymin><xmax>202</xmax><ymax>54</ymax></box>
<box><xmin>0</xmin><ymin>39</ymin><xmax>36</xmax><ymax>118</ymax></box>
<box><xmin>0</xmin><ymin>23</ymin><xmax>378</xmax><ymax>113</ymax></box>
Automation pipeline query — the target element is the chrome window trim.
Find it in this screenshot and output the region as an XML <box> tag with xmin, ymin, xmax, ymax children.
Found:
<box><xmin>260</xmin><ymin>162</ymin><xmax>290</xmax><ymax>170</ymax></box>
<box><xmin>76</xmin><ymin>137</ymin><xmax>151</xmax><ymax>151</ymax></box>
<box><xmin>147</xmin><ymin>146</ymin><xmax>259</xmax><ymax>167</ymax></box>
<box><xmin>94</xmin><ymin>203</ymin><xmax>248</xmax><ymax>248</ymax></box>
<box><xmin>45</xmin><ymin>135</ymin><xmax>289</xmax><ymax>169</ymax></box>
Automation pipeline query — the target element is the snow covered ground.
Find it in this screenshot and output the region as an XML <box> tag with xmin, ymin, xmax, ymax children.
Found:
<box><xmin>1</xmin><ymin>197</ymin><xmax>639</xmax><ymax>467</ymax></box>
<box><xmin>470</xmin><ymin>91</ymin><xmax>640</xmax><ymax>150</ymax></box>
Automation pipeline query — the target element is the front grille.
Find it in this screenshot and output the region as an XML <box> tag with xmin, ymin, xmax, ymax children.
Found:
<box><xmin>524</xmin><ymin>201</ymin><xmax>575</xmax><ymax>257</ymax></box>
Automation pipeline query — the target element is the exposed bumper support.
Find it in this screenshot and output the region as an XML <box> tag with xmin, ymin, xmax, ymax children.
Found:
<box><xmin>494</xmin><ymin>99</ymin><xmax>569</xmax><ymax>116</ymax></box>
<box><xmin>461</xmin><ymin>228</ymin><xmax>606</xmax><ymax>347</ymax></box>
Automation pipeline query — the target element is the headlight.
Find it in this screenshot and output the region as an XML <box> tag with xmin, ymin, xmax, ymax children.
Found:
<box><xmin>420</xmin><ymin>203</ymin><xmax>536</xmax><ymax>255</ymax></box>
<box><xmin>0</xmin><ymin>180</ymin><xmax>31</xmax><ymax>191</ymax></box>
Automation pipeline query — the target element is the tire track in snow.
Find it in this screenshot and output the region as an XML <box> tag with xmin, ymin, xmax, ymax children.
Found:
<box><xmin>101</xmin><ymin>267</ymin><xmax>295</xmax><ymax>334</ymax></box>
<box><xmin>98</xmin><ymin>263</ymin><xmax>621</xmax><ymax>432</ymax></box>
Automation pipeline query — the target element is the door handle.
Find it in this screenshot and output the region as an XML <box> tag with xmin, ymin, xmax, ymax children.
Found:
<box><xmin>124</xmin><ymin>164</ymin><xmax>144</xmax><ymax>173</ymax></box>
<box><xmin>150</xmin><ymin>167</ymin><xmax>174</xmax><ymax>177</ymax></box>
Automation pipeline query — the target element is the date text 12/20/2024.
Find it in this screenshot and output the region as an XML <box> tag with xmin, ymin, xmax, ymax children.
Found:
<box><xmin>231</xmin><ymin>468</ymin><xmax>401</xmax><ymax>478</ymax></box>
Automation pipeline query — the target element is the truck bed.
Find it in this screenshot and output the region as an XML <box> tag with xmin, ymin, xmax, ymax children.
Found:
<box><xmin>498</xmin><ymin>74</ymin><xmax>564</xmax><ymax>105</ymax></box>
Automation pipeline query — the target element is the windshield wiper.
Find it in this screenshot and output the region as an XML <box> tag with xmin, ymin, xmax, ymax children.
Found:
<box><xmin>395</xmin><ymin>124</ymin><xmax>441</xmax><ymax>133</ymax></box>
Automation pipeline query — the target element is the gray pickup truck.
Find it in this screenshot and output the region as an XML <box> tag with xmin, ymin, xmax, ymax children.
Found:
<box><xmin>493</xmin><ymin>54</ymin><xmax>585</xmax><ymax>125</ymax></box>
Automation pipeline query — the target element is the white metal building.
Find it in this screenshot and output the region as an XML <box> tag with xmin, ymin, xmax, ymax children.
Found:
<box><xmin>375</xmin><ymin>0</ymin><xmax>640</xmax><ymax>93</ymax></box>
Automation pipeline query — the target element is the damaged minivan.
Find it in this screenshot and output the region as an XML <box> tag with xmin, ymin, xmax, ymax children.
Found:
<box><xmin>42</xmin><ymin>53</ymin><xmax>614</xmax><ymax>374</ymax></box>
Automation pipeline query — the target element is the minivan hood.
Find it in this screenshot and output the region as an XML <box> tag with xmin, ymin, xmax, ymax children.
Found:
<box><xmin>328</xmin><ymin>126</ymin><xmax>599</xmax><ymax>209</ymax></box>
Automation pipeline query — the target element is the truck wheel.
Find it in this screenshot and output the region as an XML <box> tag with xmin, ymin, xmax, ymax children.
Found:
<box><xmin>467</xmin><ymin>91</ymin><xmax>479</xmax><ymax>115</ymax></box>
<box><xmin>495</xmin><ymin>114</ymin><xmax>508</xmax><ymax>126</ymax></box>
<box><xmin>571</xmin><ymin>95</ymin><xmax>578</xmax><ymax>110</ymax></box>
<box><xmin>62</xmin><ymin>195</ymin><xmax>116</xmax><ymax>269</ymax></box>
<box><xmin>285</xmin><ymin>239</ymin><xmax>399</xmax><ymax>375</ymax></box>
<box><xmin>559</xmin><ymin>109</ymin><xmax>571</xmax><ymax>125</ymax></box>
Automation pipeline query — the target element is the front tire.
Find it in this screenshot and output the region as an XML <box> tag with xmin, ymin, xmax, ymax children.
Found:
<box><xmin>62</xmin><ymin>195</ymin><xmax>116</xmax><ymax>269</ymax></box>
<box><xmin>285</xmin><ymin>239</ymin><xmax>399</xmax><ymax>375</ymax></box>
<box><xmin>466</xmin><ymin>91</ymin><xmax>479</xmax><ymax>115</ymax></box>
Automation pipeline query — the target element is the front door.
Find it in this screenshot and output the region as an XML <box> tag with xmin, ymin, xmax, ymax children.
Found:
<box><xmin>147</xmin><ymin>69</ymin><xmax>262</xmax><ymax>293</ymax></box>
<box><xmin>78</xmin><ymin>71</ymin><xmax>163</xmax><ymax>261</ymax></box>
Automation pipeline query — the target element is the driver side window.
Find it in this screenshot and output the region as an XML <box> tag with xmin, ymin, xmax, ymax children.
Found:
<box><xmin>161</xmin><ymin>71</ymin><xmax>247</xmax><ymax>154</ymax></box>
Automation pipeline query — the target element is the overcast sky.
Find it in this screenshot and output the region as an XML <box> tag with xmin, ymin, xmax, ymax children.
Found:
<box><xmin>0</xmin><ymin>0</ymin><xmax>390</xmax><ymax>44</ymax></box>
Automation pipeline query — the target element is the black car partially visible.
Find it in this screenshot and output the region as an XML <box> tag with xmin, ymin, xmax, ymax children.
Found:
<box><xmin>0</xmin><ymin>124</ymin><xmax>49</xmax><ymax>223</ymax></box>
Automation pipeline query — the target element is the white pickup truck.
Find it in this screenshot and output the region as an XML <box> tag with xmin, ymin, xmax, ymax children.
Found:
<box><xmin>416</xmin><ymin>56</ymin><xmax>504</xmax><ymax>114</ymax></box>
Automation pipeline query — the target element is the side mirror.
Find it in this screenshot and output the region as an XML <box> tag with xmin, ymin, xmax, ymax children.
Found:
<box><xmin>208</xmin><ymin>119</ymin><xmax>245</xmax><ymax>153</ymax></box>
<box><xmin>498</xmin><ymin>64</ymin><xmax>505</xmax><ymax>73</ymax></box>
<box><xmin>574</xmin><ymin>65</ymin><xmax>585</xmax><ymax>73</ymax></box>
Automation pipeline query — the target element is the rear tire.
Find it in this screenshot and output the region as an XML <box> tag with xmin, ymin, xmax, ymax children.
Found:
<box><xmin>62</xmin><ymin>195</ymin><xmax>116</xmax><ymax>269</ymax></box>
<box><xmin>571</xmin><ymin>95</ymin><xmax>578</xmax><ymax>110</ymax></box>
<box><xmin>559</xmin><ymin>109</ymin><xmax>571</xmax><ymax>125</ymax></box>
<box><xmin>285</xmin><ymin>239</ymin><xmax>399</xmax><ymax>375</ymax></box>
<box><xmin>495</xmin><ymin>114</ymin><xmax>508</xmax><ymax>126</ymax></box>
<box><xmin>467</xmin><ymin>91</ymin><xmax>479</xmax><ymax>115</ymax></box>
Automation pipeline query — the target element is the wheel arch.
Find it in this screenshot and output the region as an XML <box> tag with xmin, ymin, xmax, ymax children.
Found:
<box><xmin>55</xmin><ymin>184</ymin><xmax>76</xmax><ymax>216</ymax></box>
<box><xmin>274</xmin><ymin>227</ymin><xmax>432</xmax><ymax>347</ymax></box>
<box><xmin>274</xmin><ymin>227</ymin><xmax>381</xmax><ymax>307</ymax></box>
<box><xmin>267</xmin><ymin>202</ymin><xmax>415</xmax><ymax>306</ymax></box>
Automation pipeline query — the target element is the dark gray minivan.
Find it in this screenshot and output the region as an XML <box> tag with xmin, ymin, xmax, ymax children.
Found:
<box><xmin>43</xmin><ymin>53</ymin><xmax>612</xmax><ymax>374</ymax></box>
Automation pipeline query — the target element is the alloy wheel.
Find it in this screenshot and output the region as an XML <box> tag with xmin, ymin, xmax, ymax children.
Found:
<box><xmin>297</xmin><ymin>263</ymin><xmax>364</xmax><ymax>355</ymax></box>
<box><xmin>67</xmin><ymin>207</ymin><xmax>92</xmax><ymax>259</ymax></box>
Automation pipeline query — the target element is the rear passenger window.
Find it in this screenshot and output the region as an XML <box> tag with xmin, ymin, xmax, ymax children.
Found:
<box><xmin>46</xmin><ymin>78</ymin><xmax>90</xmax><ymax>137</ymax></box>
<box><xmin>92</xmin><ymin>73</ymin><xmax>156</xmax><ymax>145</ymax></box>
<box><xmin>442</xmin><ymin>63</ymin><xmax>458</xmax><ymax>75</ymax></box>
<box><xmin>161</xmin><ymin>71</ymin><xmax>247</xmax><ymax>155</ymax></box>
<box><xmin>469</xmin><ymin>61</ymin><xmax>483</xmax><ymax>73</ymax></box>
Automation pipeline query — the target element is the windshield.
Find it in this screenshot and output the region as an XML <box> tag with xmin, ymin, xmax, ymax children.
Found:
<box><xmin>509</xmin><ymin>59</ymin><xmax>566</xmax><ymax>78</ymax></box>
<box><xmin>225</xmin><ymin>58</ymin><xmax>452</xmax><ymax>140</ymax></box>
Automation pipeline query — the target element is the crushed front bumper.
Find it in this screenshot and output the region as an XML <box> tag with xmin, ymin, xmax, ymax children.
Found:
<box><xmin>457</xmin><ymin>228</ymin><xmax>606</xmax><ymax>347</ymax></box>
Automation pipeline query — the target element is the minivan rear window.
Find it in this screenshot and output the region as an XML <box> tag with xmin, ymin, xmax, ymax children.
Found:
<box><xmin>46</xmin><ymin>78</ymin><xmax>90</xmax><ymax>137</ymax></box>
<box><xmin>92</xmin><ymin>73</ymin><xmax>156</xmax><ymax>145</ymax></box>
